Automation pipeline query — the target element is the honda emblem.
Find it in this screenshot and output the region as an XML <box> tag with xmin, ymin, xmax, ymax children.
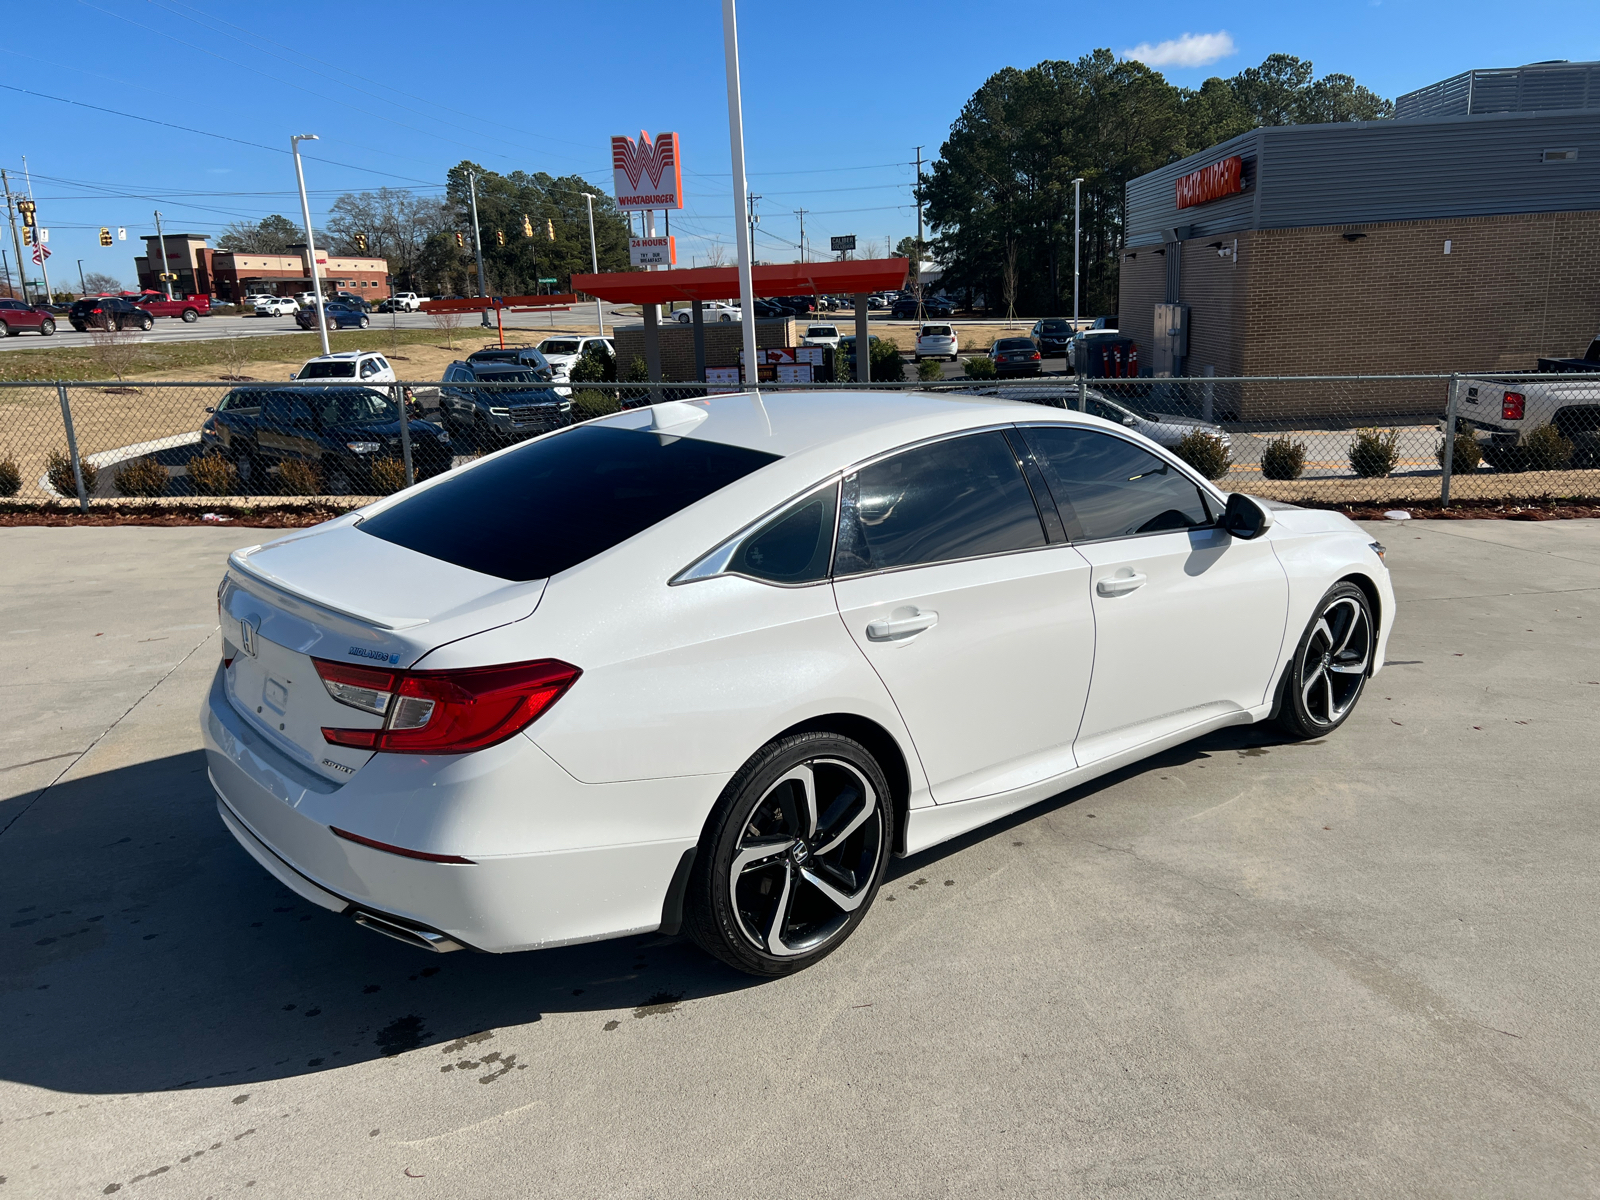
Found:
<box><xmin>240</xmin><ymin>617</ymin><xmax>258</xmax><ymax>658</ymax></box>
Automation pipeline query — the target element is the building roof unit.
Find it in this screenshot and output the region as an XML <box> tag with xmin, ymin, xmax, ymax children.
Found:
<box><xmin>1395</xmin><ymin>60</ymin><xmax>1600</xmax><ymax>120</ymax></box>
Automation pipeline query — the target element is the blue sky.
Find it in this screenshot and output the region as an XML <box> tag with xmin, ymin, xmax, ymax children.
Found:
<box><xmin>6</xmin><ymin>0</ymin><xmax>1596</xmax><ymax>290</ymax></box>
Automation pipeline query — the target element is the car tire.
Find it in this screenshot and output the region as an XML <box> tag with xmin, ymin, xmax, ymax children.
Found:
<box><xmin>1274</xmin><ymin>582</ymin><xmax>1375</xmax><ymax>740</ymax></box>
<box><xmin>359</xmin><ymin>316</ymin><xmax>370</xmax><ymax>329</ymax></box>
<box><xmin>0</xmin><ymin>320</ymin><xmax>9</xmax><ymax>337</ymax></box>
<box><xmin>684</xmin><ymin>731</ymin><xmax>893</xmax><ymax>978</ymax></box>
<box><xmin>720</xmin><ymin>314</ymin><xmax>731</xmax><ymax>323</ymax></box>
<box><xmin>142</xmin><ymin>315</ymin><xmax>154</xmax><ymax>331</ymax></box>
<box><xmin>40</xmin><ymin>319</ymin><xmax>54</xmax><ymax>336</ymax></box>
<box><xmin>182</xmin><ymin>308</ymin><xmax>199</xmax><ymax>322</ymax></box>
<box><xmin>325</xmin><ymin>317</ymin><xmax>337</xmax><ymax>333</ymax></box>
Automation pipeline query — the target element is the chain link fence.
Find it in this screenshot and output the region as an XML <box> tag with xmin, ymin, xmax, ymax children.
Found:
<box><xmin>2</xmin><ymin>373</ymin><xmax>1597</xmax><ymax>508</ymax></box>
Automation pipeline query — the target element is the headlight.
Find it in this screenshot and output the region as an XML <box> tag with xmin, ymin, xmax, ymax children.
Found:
<box><xmin>436</xmin><ymin>431</ymin><xmax>451</xmax><ymax>444</ymax></box>
<box><xmin>488</xmin><ymin>407</ymin><xmax>510</xmax><ymax>417</ymax></box>
<box><xmin>346</xmin><ymin>441</ymin><xmax>382</xmax><ymax>453</ymax></box>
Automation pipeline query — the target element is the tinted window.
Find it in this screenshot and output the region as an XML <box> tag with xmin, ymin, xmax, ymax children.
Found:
<box><xmin>728</xmin><ymin>485</ymin><xmax>838</xmax><ymax>585</ymax></box>
<box><xmin>315</xmin><ymin>389</ymin><xmax>397</xmax><ymax>426</ymax></box>
<box><xmin>834</xmin><ymin>432</ymin><xmax>1044</xmax><ymax>575</ymax></box>
<box><xmin>1022</xmin><ymin>427</ymin><xmax>1211</xmax><ymax>541</ymax></box>
<box><xmin>1040</xmin><ymin>321</ymin><xmax>1071</xmax><ymax>333</ymax></box>
<box><xmin>261</xmin><ymin>395</ymin><xmax>318</xmax><ymax>428</ymax></box>
<box><xmin>300</xmin><ymin>360</ymin><xmax>357</xmax><ymax>378</ymax></box>
<box><xmin>994</xmin><ymin>338</ymin><xmax>1034</xmax><ymax>350</ymax></box>
<box><xmin>359</xmin><ymin>425</ymin><xmax>779</xmax><ymax>582</ymax></box>
<box><xmin>540</xmin><ymin>339</ymin><xmax>582</xmax><ymax>355</ymax></box>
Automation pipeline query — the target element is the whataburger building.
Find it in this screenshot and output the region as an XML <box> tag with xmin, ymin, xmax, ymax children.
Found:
<box><xmin>1117</xmin><ymin>60</ymin><xmax>1600</xmax><ymax>411</ymax></box>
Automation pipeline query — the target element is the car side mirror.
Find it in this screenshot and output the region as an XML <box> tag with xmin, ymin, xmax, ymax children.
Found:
<box><xmin>1122</xmin><ymin>415</ymin><xmax>1137</xmax><ymax>427</ymax></box>
<box><xmin>1220</xmin><ymin>493</ymin><xmax>1274</xmax><ymax>540</ymax></box>
<box><xmin>204</xmin><ymin>406</ymin><xmax>215</xmax><ymax>414</ymax></box>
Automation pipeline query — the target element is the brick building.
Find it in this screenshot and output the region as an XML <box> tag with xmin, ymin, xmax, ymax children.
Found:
<box><xmin>1119</xmin><ymin>66</ymin><xmax>1600</xmax><ymax>416</ymax></box>
<box><xmin>614</xmin><ymin>317</ymin><xmax>798</xmax><ymax>380</ymax></box>
<box><xmin>135</xmin><ymin>237</ymin><xmax>389</xmax><ymax>301</ymax></box>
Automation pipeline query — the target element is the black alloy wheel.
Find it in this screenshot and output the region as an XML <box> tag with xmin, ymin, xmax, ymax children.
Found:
<box><xmin>686</xmin><ymin>733</ymin><xmax>892</xmax><ymax>977</ymax></box>
<box><xmin>1276</xmin><ymin>582</ymin><xmax>1374</xmax><ymax>739</ymax></box>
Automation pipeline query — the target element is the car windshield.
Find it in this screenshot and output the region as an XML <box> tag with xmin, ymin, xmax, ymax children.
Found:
<box><xmin>807</xmin><ymin>327</ymin><xmax>837</xmax><ymax>336</ymax></box>
<box><xmin>994</xmin><ymin>339</ymin><xmax>1034</xmax><ymax>351</ymax></box>
<box><xmin>539</xmin><ymin>340</ymin><xmax>583</xmax><ymax>355</ymax></box>
<box><xmin>318</xmin><ymin>389</ymin><xmax>400</xmax><ymax>425</ymax></box>
<box><xmin>1040</xmin><ymin>321</ymin><xmax>1071</xmax><ymax>333</ymax></box>
<box><xmin>359</xmin><ymin>425</ymin><xmax>780</xmax><ymax>582</ymax></box>
<box><xmin>299</xmin><ymin>360</ymin><xmax>357</xmax><ymax>378</ymax></box>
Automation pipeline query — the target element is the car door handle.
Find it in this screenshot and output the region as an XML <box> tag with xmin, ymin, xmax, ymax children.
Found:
<box><xmin>1096</xmin><ymin>572</ymin><xmax>1147</xmax><ymax>597</ymax></box>
<box><xmin>865</xmin><ymin>609</ymin><xmax>938</xmax><ymax>641</ymax></box>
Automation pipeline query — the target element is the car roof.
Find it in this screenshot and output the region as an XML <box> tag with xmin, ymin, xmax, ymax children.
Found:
<box><xmin>303</xmin><ymin>351</ymin><xmax>370</xmax><ymax>362</ymax></box>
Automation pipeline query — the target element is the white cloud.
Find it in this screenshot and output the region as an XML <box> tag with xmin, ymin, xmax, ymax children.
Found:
<box><xmin>1121</xmin><ymin>31</ymin><xmax>1237</xmax><ymax>69</ymax></box>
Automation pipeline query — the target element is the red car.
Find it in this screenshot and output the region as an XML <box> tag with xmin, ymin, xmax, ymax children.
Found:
<box><xmin>0</xmin><ymin>297</ymin><xmax>56</xmax><ymax>336</ymax></box>
<box><xmin>131</xmin><ymin>291</ymin><xmax>210</xmax><ymax>322</ymax></box>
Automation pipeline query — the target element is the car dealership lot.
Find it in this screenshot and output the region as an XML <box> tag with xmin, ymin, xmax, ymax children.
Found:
<box><xmin>1</xmin><ymin>521</ymin><xmax>1597</xmax><ymax>1198</ymax></box>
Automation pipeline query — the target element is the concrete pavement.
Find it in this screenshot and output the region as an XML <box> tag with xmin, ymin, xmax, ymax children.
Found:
<box><xmin>1</xmin><ymin>520</ymin><xmax>1597</xmax><ymax>1198</ymax></box>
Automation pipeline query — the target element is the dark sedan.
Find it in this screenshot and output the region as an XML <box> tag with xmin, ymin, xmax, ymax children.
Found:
<box><xmin>890</xmin><ymin>295</ymin><xmax>954</xmax><ymax>319</ymax></box>
<box><xmin>1030</xmin><ymin>318</ymin><xmax>1074</xmax><ymax>357</ymax></box>
<box><xmin>68</xmin><ymin>296</ymin><xmax>153</xmax><ymax>332</ymax></box>
<box><xmin>294</xmin><ymin>301</ymin><xmax>371</xmax><ymax>331</ymax></box>
<box><xmin>0</xmin><ymin>297</ymin><xmax>56</xmax><ymax>336</ymax></box>
<box><xmin>989</xmin><ymin>337</ymin><xmax>1043</xmax><ymax>376</ymax></box>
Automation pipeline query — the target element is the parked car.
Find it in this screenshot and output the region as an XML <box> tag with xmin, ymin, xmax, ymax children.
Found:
<box><xmin>201</xmin><ymin>385</ymin><xmax>449</xmax><ymax>492</ymax></box>
<box><xmin>837</xmin><ymin>333</ymin><xmax>881</xmax><ymax>374</ymax></box>
<box><xmin>534</xmin><ymin>336</ymin><xmax>614</xmax><ymax>392</ymax></box>
<box><xmin>253</xmin><ymin>295</ymin><xmax>299</xmax><ymax>317</ymax></box>
<box><xmin>752</xmin><ymin>299</ymin><xmax>788</xmax><ymax>320</ymax></box>
<box><xmin>675</xmin><ymin>302</ymin><xmax>740</xmax><ymax>324</ymax></box>
<box><xmin>1030</xmin><ymin>318</ymin><xmax>1075</xmax><ymax>357</ymax></box>
<box><xmin>1089</xmin><ymin>314</ymin><xmax>1118</xmax><ymax>331</ymax></box>
<box><xmin>773</xmin><ymin>295</ymin><xmax>815</xmax><ymax>316</ymax></box>
<box><xmin>132</xmin><ymin>291</ymin><xmax>210</xmax><ymax>322</ymax></box>
<box><xmin>68</xmin><ymin>296</ymin><xmax>152</xmax><ymax>332</ymax></box>
<box><xmin>204</xmin><ymin>389</ymin><xmax>1393</xmax><ymax>975</ymax></box>
<box><xmin>292</xmin><ymin>351</ymin><xmax>397</xmax><ymax>384</ymax></box>
<box><xmin>294</xmin><ymin>292</ymin><xmax>320</xmax><ymax>308</ymax></box>
<box><xmin>990</xmin><ymin>337</ymin><xmax>1042</xmax><ymax>376</ymax></box>
<box><xmin>296</xmin><ymin>301</ymin><xmax>370</xmax><ymax>331</ymax></box>
<box><xmin>0</xmin><ymin>297</ymin><xmax>56</xmax><ymax>336</ymax></box>
<box><xmin>390</xmin><ymin>292</ymin><xmax>423</xmax><ymax>313</ymax></box>
<box><xmin>890</xmin><ymin>296</ymin><xmax>920</xmax><ymax>319</ymax></box>
<box><xmin>334</xmin><ymin>291</ymin><xmax>372</xmax><ymax>310</ymax></box>
<box><xmin>1057</xmin><ymin>387</ymin><xmax>1231</xmax><ymax>452</ymax></box>
<box><xmin>915</xmin><ymin>323</ymin><xmax>958</xmax><ymax>362</ymax></box>
<box><xmin>868</xmin><ymin>293</ymin><xmax>892</xmax><ymax>309</ymax></box>
<box><xmin>439</xmin><ymin>360</ymin><xmax>569</xmax><ymax>445</ymax></box>
<box><xmin>801</xmin><ymin>324</ymin><xmax>842</xmax><ymax>349</ymax></box>
<box><xmin>467</xmin><ymin>344</ymin><xmax>554</xmax><ymax>379</ymax></box>
<box><xmin>1456</xmin><ymin>357</ymin><xmax>1600</xmax><ymax>469</ymax></box>
<box><xmin>1067</xmin><ymin>328</ymin><xmax>1123</xmax><ymax>372</ymax></box>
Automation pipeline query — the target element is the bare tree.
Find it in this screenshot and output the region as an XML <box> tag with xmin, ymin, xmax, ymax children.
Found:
<box><xmin>429</xmin><ymin>307</ymin><xmax>465</xmax><ymax>350</ymax></box>
<box><xmin>82</xmin><ymin>271</ymin><xmax>122</xmax><ymax>294</ymax></box>
<box><xmin>217</xmin><ymin>333</ymin><xmax>254</xmax><ymax>381</ymax></box>
<box><xmin>703</xmin><ymin>243</ymin><xmax>728</xmax><ymax>268</ymax></box>
<box><xmin>1002</xmin><ymin>239</ymin><xmax>1019</xmax><ymax>328</ymax></box>
<box><xmin>87</xmin><ymin>323</ymin><xmax>142</xmax><ymax>388</ymax></box>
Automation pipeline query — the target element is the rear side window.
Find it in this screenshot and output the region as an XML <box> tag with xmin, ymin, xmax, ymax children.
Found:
<box><xmin>359</xmin><ymin>425</ymin><xmax>780</xmax><ymax>582</ymax></box>
<box><xmin>1021</xmin><ymin>426</ymin><xmax>1211</xmax><ymax>541</ymax></box>
<box><xmin>728</xmin><ymin>484</ymin><xmax>838</xmax><ymax>585</ymax></box>
<box><xmin>834</xmin><ymin>432</ymin><xmax>1045</xmax><ymax>575</ymax></box>
<box><xmin>300</xmin><ymin>360</ymin><xmax>356</xmax><ymax>379</ymax></box>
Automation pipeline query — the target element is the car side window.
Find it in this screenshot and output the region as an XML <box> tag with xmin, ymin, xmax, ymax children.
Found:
<box><xmin>359</xmin><ymin>358</ymin><xmax>379</xmax><ymax>378</ymax></box>
<box><xmin>727</xmin><ymin>484</ymin><xmax>838</xmax><ymax>585</ymax></box>
<box><xmin>1021</xmin><ymin>426</ymin><xmax>1212</xmax><ymax>542</ymax></box>
<box><xmin>834</xmin><ymin>431</ymin><xmax>1045</xmax><ymax>576</ymax></box>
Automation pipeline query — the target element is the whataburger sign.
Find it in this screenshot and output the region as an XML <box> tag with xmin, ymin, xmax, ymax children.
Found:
<box><xmin>612</xmin><ymin>131</ymin><xmax>684</xmax><ymax>211</ymax></box>
<box><xmin>1175</xmin><ymin>155</ymin><xmax>1245</xmax><ymax>209</ymax></box>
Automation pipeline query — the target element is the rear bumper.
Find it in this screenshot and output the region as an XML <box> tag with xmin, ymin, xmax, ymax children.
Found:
<box><xmin>202</xmin><ymin>665</ymin><xmax>704</xmax><ymax>954</ymax></box>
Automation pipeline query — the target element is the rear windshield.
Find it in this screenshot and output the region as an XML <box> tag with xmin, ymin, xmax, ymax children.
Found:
<box><xmin>921</xmin><ymin>326</ymin><xmax>952</xmax><ymax>336</ymax></box>
<box><xmin>299</xmin><ymin>360</ymin><xmax>357</xmax><ymax>378</ymax></box>
<box><xmin>539</xmin><ymin>340</ymin><xmax>583</xmax><ymax>355</ymax></box>
<box><xmin>358</xmin><ymin>425</ymin><xmax>780</xmax><ymax>581</ymax></box>
<box><xmin>995</xmin><ymin>338</ymin><xmax>1034</xmax><ymax>350</ymax></box>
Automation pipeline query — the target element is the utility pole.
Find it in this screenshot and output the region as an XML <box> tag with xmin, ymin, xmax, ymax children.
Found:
<box><xmin>467</xmin><ymin>170</ymin><xmax>490</xmax><ymax>327</ymax></box>
<box><xmin>721</xmin><ymin>0</ymin><xmax>758</xmax><ymax>383</ymax></box>
<box><xmin>746</xmin><ymin>193</ymin><xmax>762</xmax><ymax>260</ymax></box>
<box><xmin>77</xmin><ymin>259</ymin><xmax>86</xmax><ymax>295</ymax></box>
<box><xmin>152</xmin><ymin>210</ymin><xmax>173</xmax><ymax>299</ymax></box>
<box><xmin>580</xmin><ymin>192</ymin><xmax>606</xmax><ymax>338</ymax></box>
<box><xmin>913</xmin><ymin>146</ymin><xmax>924</xmax><ymax>320</ymax></box>
<box><xmin>1071</xmin><ymin>176</ymin><xmax>1084</xmax><ymax>331</ymax></box>
<box><xmin>1</xmin><ymin>246</ymin><xmax>12</xmax><ymax>300</ymax></box>
<box><xmin>290</xmin><ymin>134</ymin><xmax>330</xmax><ymax>356</ymax></box>
<box><xmin>22</xmin><ymin>157</ymin><xmax>53</xmax><ymax>302</ymax></box>
<box><xmin>793</xmin><ymin>208</ymin><xmax>808</xmax><ymax>263</ymax></box>
<box><xmin>0</xmin><ymin>171</ymin><xmax>28</xmax><ymax>305</ymax></box>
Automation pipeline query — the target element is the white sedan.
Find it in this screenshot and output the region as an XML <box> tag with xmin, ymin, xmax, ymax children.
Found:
<box><xmin>204</xmin><ymin>392</ymin><xmax>1393</xmax><ymax>976</ymax></box>
<box><xmin>252</xmin><ymin>296</ymin><xmax>298</xmax><ymax>317</ymax></box>
<box><xmin>675</xmin><ymin>302</ymin><xmax>741</xmax><ymax>324</ymax></box>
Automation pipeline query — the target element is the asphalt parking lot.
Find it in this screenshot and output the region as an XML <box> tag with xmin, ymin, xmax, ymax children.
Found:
<box><xmin>2</xmin><ymin>520</ymin><xmax>1597</xmax><ymax>1198</ymax></box>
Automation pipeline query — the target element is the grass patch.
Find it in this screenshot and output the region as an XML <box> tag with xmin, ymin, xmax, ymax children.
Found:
<box><xmin>0</xmin><ymin>326</ymin><xmax>503</xmax><ymax>383</ymax></box>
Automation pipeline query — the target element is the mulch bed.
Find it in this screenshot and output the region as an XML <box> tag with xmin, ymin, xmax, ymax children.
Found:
<box><xmin>1337</xmin><ymin>499</ymin><xmax>1600</xmax><ymax>521</ymax></box>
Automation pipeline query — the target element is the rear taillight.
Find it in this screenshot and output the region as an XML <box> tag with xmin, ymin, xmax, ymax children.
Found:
<box><xmin>1502</xmin><ymin>392</ymin><xmax>1525</xmax><ymax>421</ymax></box>
<box><xmin>315</xmin><ymin>658</ymin><xmax>580</xmax><ymax>754</ymax></box>
<box><xmin>1030</xmin><ymin>351</ymin><xmax>1041</xmax><ymax>360</ymax></box>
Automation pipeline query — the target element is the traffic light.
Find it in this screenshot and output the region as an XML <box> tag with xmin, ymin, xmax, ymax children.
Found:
<box><xmin>21</xmin><ymin>228</ymin><xmax>31</xmax><ymax>246</ymax></box>
<box><xmin>454</xmin><ymin>231</ymin><xmax>464</xmax><ymax>249</ymax></box>
<box><xmin>99</xmin><ymin>227</ymin><xmax>113</xmax><ymax>247</ymax></box>
<box><xmin>16</xmin><ymin>199</ymin><xmax>35</xmax><ymax>227</ymax></box>
<box><xmin>495</xmin><ymin>229</ymin><xmax>505</xmax><ymax>246</ymax></box>
<box><xmin>547</xmin><ymin>218</ymin><xmax>555</xmax><ymax>241</ymax></box>
<box><xmin>354</xmin><ymin>232</ymin><xmax>368</xmax><ymax>253</ymax></box>
<box><xmin>522</xmin><ymin>214</ymin><xmax>533</xmax><ymax>238</ymax></box>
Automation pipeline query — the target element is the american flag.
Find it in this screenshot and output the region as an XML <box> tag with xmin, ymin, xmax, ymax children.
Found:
<box><xmin>31</xmin><ymin>244</ymin><xmax>50</xmax><ymax>265</ymax></box>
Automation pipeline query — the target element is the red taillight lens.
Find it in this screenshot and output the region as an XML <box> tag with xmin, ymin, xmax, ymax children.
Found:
<box><xmin>1502</xmin><ymin>392</ymin><xmax>1525</xmax><ymax>421</ymax></box>
<box><xmin>315</xmin><ymin>658</ymin><xmax>580</xmax><ymax>754</ymax></box>
<box><xmin>1030</xmin><ymin>351</ymin><xmax>1041</xmax><ymax>360</ymax></box>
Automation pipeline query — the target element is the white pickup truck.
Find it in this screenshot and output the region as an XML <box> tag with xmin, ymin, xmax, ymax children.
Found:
<box><xmin>1456</xmin><ymin>337</ymin><xmax>1600</xmax><ymax>470</ymax></box>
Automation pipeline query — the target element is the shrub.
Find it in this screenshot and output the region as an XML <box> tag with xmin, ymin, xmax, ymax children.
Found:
<box><xmin>0</xmin><ymin>457</ymin><xmax>20</xmax><ymax>497</ymax></box>
<box><xmin>1348</xmin><ymin>428</ymin><xmax>1400</xmax><ymax>478</ymax></box>
<box><xmin>188</xmin><ymin>451</ymin><xmax>239</xmax><ymax>496</ymax></box>
<box><xmin>1260</xmin><ymin>437</ymin><xmax>1307</xmax><ymax>481</ymax></box>
<box><xmin>1436</xmin><ymin>431</ymin><xmax>1482</xmax><ymax>475</ymax></box>
<box><xmin>1523</xmin><ymin>423</ymin><xmax>1573</xmax><ymax>470</ymax></box>
<box><xmin>367</xmin><ymin>456</ymin><xmax>409</xmax><ymax>495</ymax></box>
<box><xmin>868</xmin><ymin>337</ymin><xmax>904</xmax><ymax>383</ymax></box>
<box><xmin>1174</xmin><ymin>430</ymin><xmax>1232</xmax><ymax>480</ymax></box>
<box><xmin>46</xmin><ymin>449</ymin><xmax>97</xmax><ymax>498</ymax></box>
<box><xmin>278</xmin><ymin>458</ymin><xmax>322</xmax><ymax>496</ymax></box>
<box><xmin>916</xmin><ymin>357</ymin><xmax>944</xmax><ymax>382</ymax></box>
<box><xmin>571</xmin><ymin>388</ymin><xmax>620</xmax><ymax>421</ymax></box>
<box><xmin>113</xmin><ymin>456</ymin><xmax>169</xmax><ymax>498</ymax></box>
<box><xmin>570</xmin><ymin>343</ymin><xmax>616</xmax><ymax>383</ymax></box>
<box><xmin>962</xmin><ymin>355</ymin><xmax>996</xmax><ymax>379</ymax></box>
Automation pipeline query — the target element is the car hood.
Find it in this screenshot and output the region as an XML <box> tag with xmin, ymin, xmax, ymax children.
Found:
<box><xmin>327</xmin><ymin>418</ymin><xmax>446</xmax><ymax>440</ymax></box>
<box><xmin>463</xmin><ymin>386</ymin><xmax>562</xmax><ymax>403</ymax></box>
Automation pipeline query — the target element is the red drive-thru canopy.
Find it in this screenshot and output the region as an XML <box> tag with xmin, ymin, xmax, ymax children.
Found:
<box><xmin>571</xmin><ymin>258</ymin><xmax>909</xmax><ymax>304</ymax></box>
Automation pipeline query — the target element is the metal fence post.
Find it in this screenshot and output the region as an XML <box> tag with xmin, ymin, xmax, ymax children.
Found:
<box><xmin>393</xmin><ymin>385</ymin><xmax>414</xmax><ymax>488</ymax></box>
<box><xmin>1201</xmin><ymin>365</ymin><xmax>1215</xmax><ymax>424</ymax></box>
<box><xmin>1440</xmin><ymin>372</ymin><xmax>1458</xmax><ymax>508</ymax></box>
<box><xmin>55</xmin><ymin>383</ymin><xmax>89</xmax><ymax>512</ymax></box>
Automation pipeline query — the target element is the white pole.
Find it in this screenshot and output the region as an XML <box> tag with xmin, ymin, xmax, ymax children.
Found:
<box><xmin>581</xmin><ymin>192</ymin><xmax>606</xmax><ymax>338</ymax></box>
<box><xmin>468</xmin><ymin>170</ymin><xmax>491</xmax><ymax>327</ymax></box>
<box><xmin>1071</xmin><ymin>176</ymin><xmax>1084</xmax><ymax>330</ymax></box>
<box><xmin>721</xmin><ymin>0</ymin><xmax>758</xmax><ymax>384</ymax></box>
<box><xmin>22</xmin><ymin>156</ymin><xmax>54</xmax><ymax>303</ymax></box>
<box><xmin>291</xmin><ymin>134</ymin><xmax>330</xmax><ymax>357</ymax></box>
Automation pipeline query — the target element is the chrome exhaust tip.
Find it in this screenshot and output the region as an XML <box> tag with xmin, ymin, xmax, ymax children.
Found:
<box><xmin>351</xmin><ymin>909</ymin><xmax>464</xmax><ymax>953</ymax></box>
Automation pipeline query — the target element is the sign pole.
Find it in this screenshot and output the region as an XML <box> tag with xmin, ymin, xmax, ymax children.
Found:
<box><xmin>291</xmin><ymin>135</ymin><xmax>330</xmax><ymax>357</ymax></box>
<box><xmin>721</xmin><ymin>0</ymin><xmax>759</xmax><ymax>386</ymax></box>
<box><xmin>1072</xmin><ymin>176</ymin><xmax>1084</xmax><ymax>330</ymax></box>
<box><xmin>468</xmin><ymin>171</ymin><xmax>491</xmax><ymax>328</ymax></box>
<box><xmin>581</xmin><ymin>193</ymin><xmax>606</xmax><ymax>338</ymax></box>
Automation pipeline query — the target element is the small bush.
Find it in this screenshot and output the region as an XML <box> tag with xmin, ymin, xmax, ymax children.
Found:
<box><xmin>1348</xmin><ymin>428</ymin><xmax>1400</xmax><ymax>478</ymax></box>
<box><xmin>869</xmin><ymin>337</ymin><xmax>904</xmax><ymax>383</ymax></box>
<box><xmin>278</xmin><ymin>458</ymin><xmax>323</xmax><ymax>496</ymax></box>
<box><xmin>1260</xmin><ymin>437</ymin><xmax>1307</xmax><ymax>481</ymax></box>
<box><xmin>0</xmin><ymin>457</ymin><xmax>20</xmax><ymax>497</ymax></box>
<box><xmin>1174</xmin><ymin>430</ymin><xmax>1232</xmax><ymax>480</ymax></box>
<box><xmin>916</xmin><ymin>357</ymin><xmax>944</xmax><ymax>382</ymax></box>
<box><xmin>188</xmin><ymin>451</ymin><xmax>239</xmax><ymax>496</ymax></box>
<box><xmin>1523</xmin><ymin>423</ymin><xmax>1573</xmax><ymax>470</ymax></box>
<box><xmin>962</xmin><ymin>355</ymin><xmax>996</xmax><ymax>379</ymax></box>
<box><xmin>570</xmin><ymin>343</ymin><xmax>616</xmax><ymax>384</ymax></box>
<box><xmin>571</xmin><ymin>388</ymin><xmax>620</xmax><ymax>421</ymax></box>
<box><xmin>46</xmin><ymin>449</ymin><xmax>97</xmax><ymax>498</ymax></box>
<box><xmin>1436</xmin><ymin>431</ymin><xmax>1482</xmax><ymax>475</ymax></box>
<box><xmin>113</xmin><ymin>456</ymin><xmax>170</xmax><ymax>498</ymax></box>
<box><xmin>367</xmin><ymin>456</ymin><xmax>409</xmax><ymax>495</ymax></box>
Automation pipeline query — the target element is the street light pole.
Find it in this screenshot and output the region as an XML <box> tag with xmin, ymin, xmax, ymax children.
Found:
<box><xmin>913</xmin><ymin>145</ymin><xmax>924</xmax><ymax>321</ymax></box>
<box><xmin>467</xmin><ymin>170</ymin><xmax>491</xmax><ymax>327</ymax></box>
<box><xmin>77</xmin><ymin>259</ymin><xmax>86</xmax><ymax>295</ymax></box>
<box><xmin>721</xmin><ymin>0</ymin><xmax>758</xmax><ymax>382</ymax></box>
<box><xmin>1071</xmin><ymin>176</ymin><xmax>1084</xmax><ymax>330</ymax></box>
<box><xmin>291</xmin><ymin>134</ymin><xmax>330</xmax><ymax>356</ymax></box>
<box><xmin>580</xmin><ymin>192</ymin><xmax>606</xmax><ymax>338</ymax></box>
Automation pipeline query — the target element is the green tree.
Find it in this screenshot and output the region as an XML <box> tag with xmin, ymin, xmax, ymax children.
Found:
<box><xmin>217</xmin><ymin>214</ymin><xmax>307</xmax><ymax>254</ymax></box>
